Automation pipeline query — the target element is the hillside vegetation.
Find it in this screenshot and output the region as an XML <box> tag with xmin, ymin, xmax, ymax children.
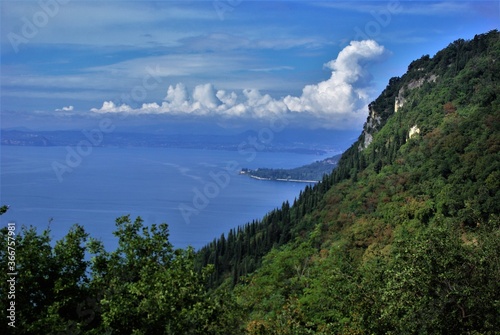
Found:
<box><xmin>1</xmin><ymin>31</ymin><xmax>499</xmax><ymax>334</ymax></box>
<box><xmin>222</xmin><ymin>30</ymin><xmax>500</xmax><ymax>334</ymax></box>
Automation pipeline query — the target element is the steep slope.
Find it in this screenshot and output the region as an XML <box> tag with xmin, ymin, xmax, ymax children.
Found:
<box><xmin>201</xmin><ymin>30</ymin><xmax>500</xmax><ymax>334</ymax></box>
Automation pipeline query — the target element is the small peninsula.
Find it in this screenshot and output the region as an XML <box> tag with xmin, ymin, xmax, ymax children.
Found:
<box><xmin>241</xmin><ymin>153</ymin><xmax>342</xmax><ymax>182</ymax></box>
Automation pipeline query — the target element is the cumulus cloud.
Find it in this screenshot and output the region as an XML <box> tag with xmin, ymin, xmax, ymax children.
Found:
<box><xmin>56</xmin><ymin>105</ymin><xmax>74</xmax><ymax>112</ymax></box>
<box><xmin>91</xmin><ymin>101</ymin><xmax>132</xmax><ymax>113</ymax></box>
<box><xmin>164</xmin><ymin>83</ymin><xmax>192</xmax><ymax>112</ymax></box>
<box><xmin>192</xmin><ymin>83</ymin><xmax>220</xmax><ymax>111</ymax></box>
<box><xmin>284</xmin><ymin>40</ymin><xmax>385</xmax><ymax>117</ymax></box>
<box><xmin>90</xmin><ymin>40</ymin><xmax>386</xmax><ymax>128</ymax></box>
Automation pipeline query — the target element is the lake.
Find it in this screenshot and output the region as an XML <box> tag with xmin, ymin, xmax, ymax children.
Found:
<box><xmin>0</xmin><ymin>145</ymin><xmax>330</xmax><ymax>250</ymax></box>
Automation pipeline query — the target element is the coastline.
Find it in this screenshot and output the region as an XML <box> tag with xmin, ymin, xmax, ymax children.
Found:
<box><xmin>248</xmin><ymin>174</ymin><xmax>319</xmax><ymax>184</ymax></box>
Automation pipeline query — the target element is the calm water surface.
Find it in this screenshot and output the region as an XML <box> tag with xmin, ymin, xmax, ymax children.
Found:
<box><xmin>1</xmin><ymin>145</ymin><xmax>328</xmax><ymax>250</ymax></box>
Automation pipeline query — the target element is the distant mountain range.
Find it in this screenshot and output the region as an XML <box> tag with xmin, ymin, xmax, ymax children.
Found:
<box><xmin>0</xmin><ymin>129</ymin><xmax>335</xmax><ymax>155</ymax></box>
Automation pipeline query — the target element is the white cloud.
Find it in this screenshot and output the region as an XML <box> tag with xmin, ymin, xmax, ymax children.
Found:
<box><xmin>284</xmin><ymin>40</ymin><xmax>385</xmax><ymax>116</ymax></box>
<box><xmin>216</xmin><ymin>90</ymin><xmax>238</xmax><ymax>106</ymax></box>
<box><xmin>90</xmin><ymin>40</ymin><xmax>386</xmax><ymax>129</ymax></box>
<box><xmin>192</xmin><ymin>83</ymin><xmax>220</xmax><ymax>110</ymax></box>
<box><xmin>55</xmin><ymin>105</ymin><xmax>74</xmax><ymax>112</ymax></box>
<box><xmin>90</xmin><ymin>101</ymin><xmax>132</xmax><ymax>113</ymax></box>
<box><xmin>165</xmin><ymin>83</ymin><xmax>190</xmax><ymax>110</ymax></box>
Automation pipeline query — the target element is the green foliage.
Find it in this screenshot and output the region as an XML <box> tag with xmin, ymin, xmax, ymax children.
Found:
<box><xmin>0</xmin><ymin>225</ymin><xmax>91</xmax><ymax>334</ymax></box>
<box><xmin>378</xmin><ymin>221</ymin><xmax>500</xmax><ymax>334</ymax></box>
<box><xmin>91</xmin><ymin>215</ymin><xmax>239</xmax><ymax>334</ymax></box>
<box><xmin>0</xmin><ymin>205</ymin><xmax>8</xmax><ymax>215</ymax></box>
<box><xmin>0</xmin><ymin>217</ymin><xmax>241</xmax><ymax>334</ymax></box>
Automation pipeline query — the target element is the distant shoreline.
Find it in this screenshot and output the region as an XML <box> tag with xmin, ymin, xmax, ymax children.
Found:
<box><xmin>239</xmin><ymin>152</ymin><xmax>341</xmax><ymax>183</ymax></box>
<box><xmin>247</xmin><ymin>174</ymin><xmax>319</xmax><ymax>183</ymax></box>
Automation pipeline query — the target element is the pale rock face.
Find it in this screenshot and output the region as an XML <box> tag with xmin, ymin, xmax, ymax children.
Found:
<box><xmin>363</xmin><ymin>132</ymin><xmax>373</xmax><ymax>148</ymax></box>
<box><xmin>395</xmin><ymin>74</ymin><xmax>438</xmax><ymax>113</ymax></box>
<box><xmin>394</xmin><ymin>96</ymin><xmax>405</xmax><ymax>113</ymax></box>
<box><xmin>409</xmin><ymin>125</ymin><xmax>420</xmax><ymax>139</ymax></box>
<box><xmin>359</xmin><ymin>105</ymin><xmax>381</xmax><ymax>150</ymax></box>
<box><xmin>361</xmin><ymin>73</ymin><xmax>436</xmax><ymax>150</ymax></box>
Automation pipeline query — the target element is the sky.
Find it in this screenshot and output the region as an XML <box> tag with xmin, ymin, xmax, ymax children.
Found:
<box><xmin>0</xmin><ymin>0</ymin><xmax>498</xmax><ymax>132</ymax></box>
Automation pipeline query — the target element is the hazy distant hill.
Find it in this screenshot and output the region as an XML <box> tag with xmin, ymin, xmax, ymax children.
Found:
<box><xmin>0</xmin><ymin>128</ymin><xmax>363</xmax><ymax>156</ymax></box>
<box><xmin>241</xmin><ymin>153</ymin><xmax>342</xmax><ymax>182</ymax></box>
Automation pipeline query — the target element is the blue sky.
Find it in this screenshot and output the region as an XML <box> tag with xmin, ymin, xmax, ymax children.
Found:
<box><xmin>1</xmin><ymin>0</ymin><xmax>498</xmax><ymax>131</ymax></box>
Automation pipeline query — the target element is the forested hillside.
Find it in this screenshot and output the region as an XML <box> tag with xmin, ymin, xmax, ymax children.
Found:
<box><xmin>200</xmin><ymin>30</ymin><xmax>500</xmax><ymax>333</ymax></box>
<box><xmin>1</xmin><ymin>30</ymin><xmax>499</xmax><ymax>334</ymax></box>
